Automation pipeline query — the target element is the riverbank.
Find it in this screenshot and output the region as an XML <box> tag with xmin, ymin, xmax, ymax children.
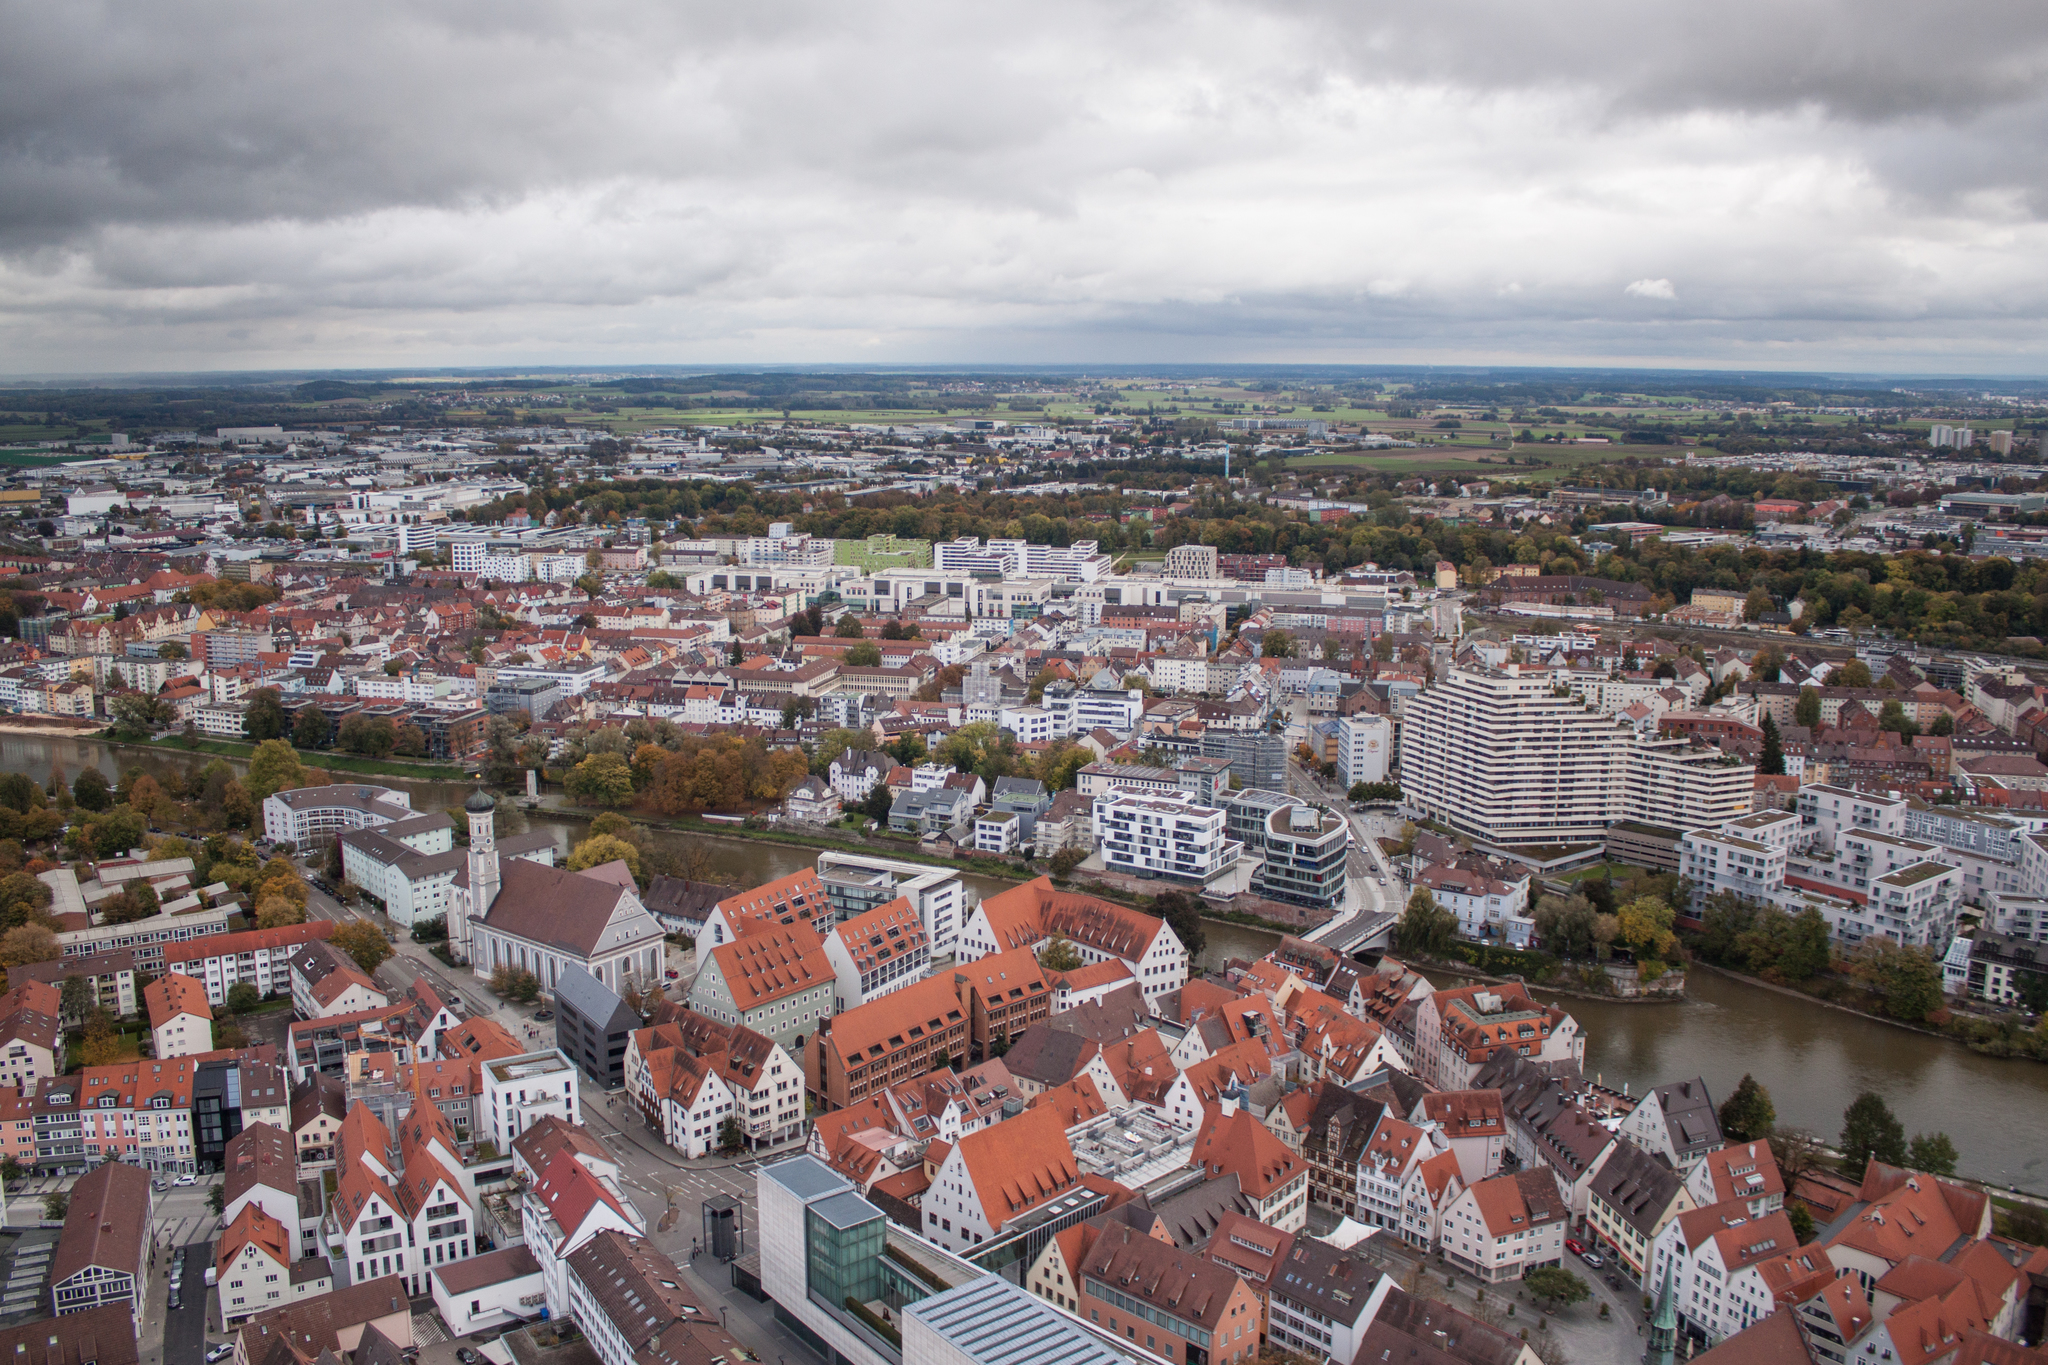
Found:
<box><xmin>1411</xmin><ymin>955</ymin><xmax>1690</xmax><ymax>1005</ymax></box>
<box><xmin>0</xmin><ymin>716</ymin><xmax>102</xmax><ymax>737</ymax></box>
<box><xmin>103</xmin><ymin>732</ymin><xmax>473</xmax><ymax>782</ymax></box>
<box><xmin>1690</xmin><ymin>960</ymin><xmax>2048</xmax><ymax>1063</ymax></box>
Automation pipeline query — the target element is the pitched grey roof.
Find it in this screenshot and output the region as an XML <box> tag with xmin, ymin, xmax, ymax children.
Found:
<box><xmin>1271</xmin><ymin>1236</ymin><xmax>1386</xmax><ymax>1326</ymax></box>
<box><xmin>465</xmin><ymin>858</ymin><xmax>664</xmax><ymax>960</ymax></box>
<box><xmin>1589</xmin><ymin>1139</ymin><xmax>1687</xmax><ymax>1241</ymax></box>
<box><xmin>553</xmin><ymin>965</ymin><xmax>638</xmax><ymax>1033</ymax></box>
<box><xmin>1002</xmin><ymin>1023</ymin><xmax>1096</xmax><ymax>1088</ymax></box>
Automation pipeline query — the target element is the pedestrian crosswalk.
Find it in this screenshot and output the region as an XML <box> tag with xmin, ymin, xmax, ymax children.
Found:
<box><xmin>412</xmin><ymin>1314</ymin><xmax>448</xmax><ymax>1345</ymax></box>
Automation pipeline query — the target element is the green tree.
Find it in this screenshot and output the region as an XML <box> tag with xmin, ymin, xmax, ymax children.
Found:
<box><xmin>1781</xmin><ymin>907</ymin><xmax>1832</xmax><ymax>980</ymax></box>
<box><xmin>1929</xmin><ymin>711</ymin><xmax>1954</xmax><ymax>737</ymax></box>
<box><xmin>1532</xmin><ymin>893</ymin><xmax>1598</xmax><ymax>959</ymax></box>
<box><xmin>1794</xmin><ymin>687</ymin><xmax>1822</xmax><ymax>729</ymax></box>
<box><xmin>1878</xmin><ymin>699</ymin><xmax>1919</xmax><ymax>739</ymax></box>
<box><xmin>1395</xmin><ymin>888</ymin><xmax>1459</xmax><ymax>957</ymax></box>
<box><xmin>1758</xmin><ymin>713</ymin><xmax>1786</xmax><ymax>776</ymax></box>
<box><xmin>845</xmin><ymin>641</ymin><xmax>883</xmax><ymax>667</ymax></box>
<box><xmin>41</xmin><ymin>1191</ymin><xmax>66</xmax><ymax>1222</ymax></box>
<box><xmin>243</xmin><ymin>687</ymin><xmax>287</xmax><ymax>742</ymax></box>
<box><xmin>1521</xmin><ymin>1267</ymin><xmax>1590</xmax><ymax>1312</ymax></box>
<box><xmin>106</xmin><ymin>691</ymin><xmax>173</xmax><ymax>740</ymax></box>
<box><xmin>72</xmin><ymin>768</ymin><xmax>111</xmax><ymax>812</ymax></box>
<box><xmin>1260</xmin><ymin>628</ymin><xmax>1296</xmax><ymax>659</ymax></box>
<box><xmin>1048</xmin><ymin>847</ymin><xmax>1087</xmax><ymax>878</ymax></box>
<box><xmin>1037</xmin><ymin>936</ymin><xmax>1084</xmax><ymax>972</ymax></box>
<box><xmin>59</xmin><ymin>976</ymin><xmax>93</xmax><ymax>1024</ymax></box>
<box><xmin>718</xmin><ymin>1115</ymin><xmax>745</xmax><ymax>1152</ymax></box>
<box><xmin>862</xmin><ymin>783</ymin><xmax>894</xmax><ymax>824</ymax></box>
<box><xmin>1742</xmin><ymin>587</ymin><xmax>1774</xmax><ymax>621</ymax></box>
<box><xmin>87</xmin><ymin>805</ymin><xmax>146</xmax><ymax>858</ymax></box>
<box><xmin>1907</xmin><ymin>1131</ymin><xmax>1958</xmax><ymax>1177</ymax></box>
<box><xmin>244</xmin><ymin>739</ymin><xmax>306</xmax><ymax>803</ymax></box>
<box><xmin>1836</xmin><ymin>660</ymin><xmax>1873</xmax><ymax>688</ymax></box>
<box><xmin>1839</xmin><ymin>1091</ymin><xmax>1907</xmax><ymax>1181</ymax></box>
<box><xmin>1718</xmin><ymin>1074</ymin><xmax>1776</xmax><ymax>1142</ymax></box>
<box><xmin>1856</xmin><ymin>940</ymin><xmax>1943</xmax><ymax>1021</ymax></box>
<box><xmin>1615</xmin><ymin>895</ymin><xmax>1680</xmax><ymax>960</ymax></box>
<box><xmin>226</xmin><ymin>982</ymin><xmax>262</xmax><ymax>1013</ymax></box>
<box><xmin>208</xmin><ymin>1184</ymin><xmax>227</xmax><ymax>1216</ymax></box>
<box><xmin>569</xmin><ymin>833</ymin><xmax>643</xmax><ymax>882</ymax></box>
<box><xmin>835</xmin><ymin>614</ymin><xmax>866</xmax><ymax>638</ymax></box>
<box><xmin>566</xmin><ymin>752</ymin><xmax>635</xmax><ymax>806</ymax></box>
<box><xmin>0</xmin><ymin>872</ymin><xmax>54</xmax><ymax>932</ymax></box>
<box><xmin>1786</xmin><ymin>1204</ymin><xmax>1816</xmax><ymax>1243</ymax></box>
<box><xmin>331</xmin><ymin>920</ymin><xmax>394</xmax><ymax>976</ymax></box>
<box><xmin>294</xmin><ymin>707</ymin><xmax>332</xmax><ymax>749</ymax></box>
<box><xmin>1149</xmin><ymin>890</ymin><xmax>1207</xmax><ymax>960</ymax></box>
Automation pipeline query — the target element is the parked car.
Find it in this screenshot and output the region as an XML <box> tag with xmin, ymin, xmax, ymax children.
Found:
<box><xmin>174</xmin><ymin>1173</ymin><xmax>196</xmax><ymax>1186</ymax></box>
<box><xmin>152</xmin><ymin>1180</ymin><xmax>168</xmax><ymax>1193</ymax></box>
<box><xmin>1579</xmin><ymin>1250</ymin><xmax>1604</xmax><ymax>1268</ymax></box>
<box><xmin>1564</xmin><ymin>1238</ymin><xmax>1586</xmax><ymax>1256</ymax></box>
<box><xmin>208</xmin><ymin>1346</ymin><xmax>236</xmax><ymax>1363</ymax></box>
<box><xmin>456</xmin><ymin>1351</ymin><xmax>479</xmax><ymax>1364</ymax></box>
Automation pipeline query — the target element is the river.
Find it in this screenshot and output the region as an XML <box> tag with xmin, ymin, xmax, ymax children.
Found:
<box><xmin>10</xmin><ymin>732</ymin><xmax>2048</xmax><ymax>1188</ymax></box>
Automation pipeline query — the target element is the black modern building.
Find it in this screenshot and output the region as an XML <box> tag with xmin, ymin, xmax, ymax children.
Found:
<box><xmin>554</xmin><ymin>965</ymin><xmax>641</xmax><ymax>1090</ymax></box>
<box><xmin>194</xmin><ymin>1057</ymin><xmax>289</xmax><ymax>1172</ymax></box>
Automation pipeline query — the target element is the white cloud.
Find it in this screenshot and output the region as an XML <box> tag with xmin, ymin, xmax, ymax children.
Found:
<box><xmin>3</xmin><ymin>1</ymin><xmax>2048</xmax><ymax>370</ymax></box>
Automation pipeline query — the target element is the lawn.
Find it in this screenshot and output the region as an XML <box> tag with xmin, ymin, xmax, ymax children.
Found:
<box><xmin>66</xmin><ymin>1026</ymin><xmax>144</xmax><ymax>1069</ymax></box>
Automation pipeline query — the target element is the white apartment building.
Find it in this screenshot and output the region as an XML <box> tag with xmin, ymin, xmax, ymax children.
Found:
<box><xmin>1337</xmin><ymin>713</ymin><xmax>1391</xmax><ymax>788</ymax></box>
<box><xmin>973</xmin><ymin>811</ymin><xmax>1022</xmax><ymax>855</ymax></box>
<box><xmin>933</xmin><ymin>536</ymin><xmax>1111</xmax><ymax>582</ymax></box>
<box><xmin>1649</xmin><ymin>1204</ymin><xmax>1808</xmax><ymax>1349</ymax></box>
<box><xmin>1836</xmin><ymin>861</ymin><xmax>1963</xmax><ymax>951</ymax></box>
<box><xmin>1093</xmin><ymin>790</ymin><xmax>1242</xmax><ymax>885</ymax></box>
<box><xmin>1798</xmin><ymin>784</ymin><xmax>1906</xmax><ymax>851</ymax></box>
<box><xmin>1414</xmin><ymin>862</ymin><xmax>1534</xmax><ymax>947</ymax></box>
<box><xmin>1623</xmin><ymin>738</ymin><xmax>1755</xmax><ymax>833</ymax></box>
<box><xmin>1679</xmin><ymin>828</ymin><xmax>1790</xmax><ymax>906</ymax></box>
<box><xmin>820</xmin><ymin>898</ymin><xmax>931</xmax><ymax>1011</ymax></box>
<box><xmin>1162</xmin><ymin>544</ymin><xmax>1220</xmax><ymax>578</ymax></box>
<box><xmin>997</xmin><ymin>705</ymin><xmax>1058</xmax><ymax>744</ymax></box>
<box><xmin>262</xmin><ymin>784</ymin><xmax>416</xmax><ymax>852</ymax></box>
<box><xmin>1789</xmin><ymin>828</ymin><xmax>1946</xmax><ymax>903</ymax></box>
<box><xmin>1986</xmin><ymin>890</ymin><xmax>2048</xmax><ymax>943</ymax></box>
<box><xmin>1400</xmin><ymin>665</ymin><xmax>1629</xmax><ymax>848</ymax></box>
<box><xmin>1438</xmin><ymin>1170</ymin><xmax>1569</xmax><ymax>1284</ymax></box>
<box><xmin>481</xmin><ymin>1051</ymin><xmax>582</xmax><ymax>1153</ymax></box>
<box><xmin>1041</xmin><ymin>681</ymin><xmax>1146</xmax><ymax>737</ymax></box>
<box><xmin>815</xmin><ymin>853</ymin><xmax>966</xmax><ymax>960</ymax></box>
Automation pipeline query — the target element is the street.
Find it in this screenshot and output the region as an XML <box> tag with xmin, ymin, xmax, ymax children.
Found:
<box><xmin>1281</xmin><ymin>752</ymin><xmax>1403</xmax><ymax>951</ymax></box>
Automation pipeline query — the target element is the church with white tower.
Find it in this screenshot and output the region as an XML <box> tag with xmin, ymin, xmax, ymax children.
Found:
<box><xmin>450</xmin><ymin>791</ymin><xmax>667</xmax><ymax>1001</ymax></box>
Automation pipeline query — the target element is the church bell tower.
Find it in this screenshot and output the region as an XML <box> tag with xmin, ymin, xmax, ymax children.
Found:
<box><xmin>458</xmin><ymin>789</ymin><xmax>501</xmax><ymax>962</ymax></box>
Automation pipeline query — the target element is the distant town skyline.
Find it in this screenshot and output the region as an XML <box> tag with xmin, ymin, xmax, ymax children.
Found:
<box><xmin>6</xmin><ymin>3</ymin><xmax>2048</xmax><ymax>374</ymax></box>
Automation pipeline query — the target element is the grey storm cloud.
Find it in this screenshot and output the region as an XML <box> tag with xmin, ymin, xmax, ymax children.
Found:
<box><xmin>6</xmin><ymin>0</ymin><xmax>2048</xmax><ymax>371</ymax></box>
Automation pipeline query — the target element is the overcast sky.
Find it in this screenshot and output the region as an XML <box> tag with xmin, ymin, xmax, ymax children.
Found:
<box><xmin>8</xmin><ymin>1</ymin><xmax>2048</xmax><ymax>376</ymax></box>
